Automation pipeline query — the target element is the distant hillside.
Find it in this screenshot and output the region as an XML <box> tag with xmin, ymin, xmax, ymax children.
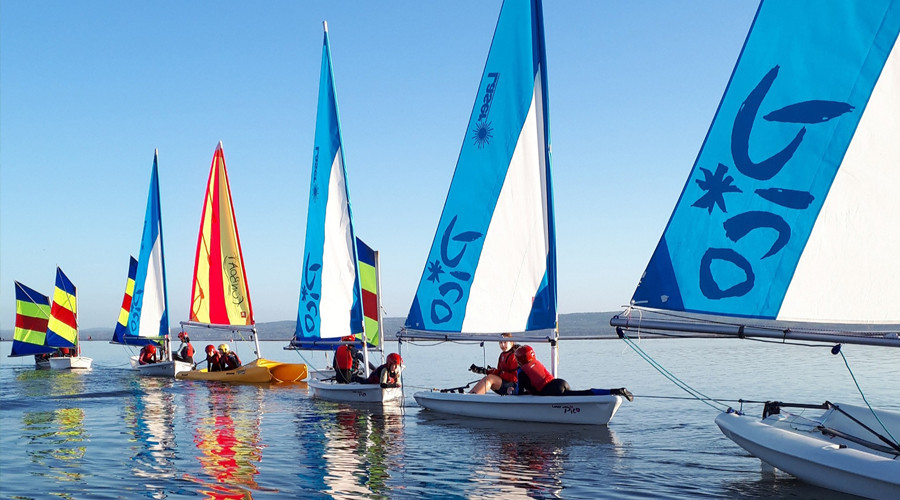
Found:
<box><xmin>1</xmin><ymin>313</ymin><xmax>624</xmax><ymax>342</ymax></box>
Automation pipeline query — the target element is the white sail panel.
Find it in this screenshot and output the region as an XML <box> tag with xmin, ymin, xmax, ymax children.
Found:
<box><xmin>779</xmin><ymin>42</ymin><xmax>900</xmax><ymax>324</ymax></box>
<box><xmin>138</xmin><ymin>237</ymin><xmax>167</xmax><ymax>337</ymax></box>
<box><xmin>463</xmin><ymin>83</ymin><xmax>549</xmax><ymax>332</ymax></box>
<box><xmin>318</xmin><ymin>148</ymin><xmax>358</xmax><ymax>338</ymax></box>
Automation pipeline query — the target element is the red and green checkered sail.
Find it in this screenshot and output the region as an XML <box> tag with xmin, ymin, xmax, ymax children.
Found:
<box><xmin>10</xmin><ymin>281</ymin><xmax>54</xmax><ymax>357</ymax></box>
<box><xmin>46</xmin><ymin>267</ymin><xmax>78</xmax><ymax>349</ymax></box>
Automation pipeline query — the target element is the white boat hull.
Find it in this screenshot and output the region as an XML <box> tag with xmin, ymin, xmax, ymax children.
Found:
<box><xmin>309</xmin><ymin>378</ymin><xmax>402</xmax><ymax>404</ymax></box>
<box><xmin>48</xmin><ymin>356</ymin><xmax>93</xmax><ymax>370</ymax></box>
<box><xmin>414</xmin><ymin>391</ymin><xmax>623</xmax><ymax>425</ymax></box>
<box><xmin>715</xmin><ymin>404</ymin><xmax>900</xmax><ymax>499</ymax></box>
<box><xmin>129</xmin><ymin>356</ymin><xmax>193</xmax><ymax>378</ymax></box>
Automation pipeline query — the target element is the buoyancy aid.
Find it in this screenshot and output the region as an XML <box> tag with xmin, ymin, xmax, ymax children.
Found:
<box><xmin>334</xmin><ymin>344</ymin><xmax>354</xmax><ymax>370</ymax></box>
<box><xmin>519</xmin><ymin>360</ymin><xmax>554</xmax><ymax>392</ymax></box>
<box><xmin>181</xmin><ymin>343</ymin><xmax>194</xmax><ymax>359</ymax></box>
<box><xmin>490</xmin><ymin>346</ymin><xmax>520</xmax><ymax>383</ymax></box>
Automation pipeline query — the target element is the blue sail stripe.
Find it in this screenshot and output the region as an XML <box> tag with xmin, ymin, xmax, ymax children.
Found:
<box><xmin>633</xmin><ymin>0</ymin><xmax>900</xmax><ymax>319</ymax></box>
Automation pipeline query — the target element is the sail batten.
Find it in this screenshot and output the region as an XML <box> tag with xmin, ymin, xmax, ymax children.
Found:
<box><xmin>630</xmin><ymin>1</ymin><xmax>900</xmax><ymax>327</ymax></box>
<box><xmin>404</xmin><ymin>0</ymin><xmax>555</xmax><ymax>336</ymax></box>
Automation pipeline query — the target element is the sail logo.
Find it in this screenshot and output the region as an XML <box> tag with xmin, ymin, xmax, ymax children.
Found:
<box><xmin>223</xmin><ymin>256</ymin><xmax>245</xmax><ymax>305</ymax></box>
<box><xmin>300</xmin><ymin>253</ymin><xmax>322</xmax><ymax>333</ymax></box>
<box><xmin>312</xmin><ymin>147</ymin><xmax>320</xmax><ymax>201</ymax></box>
<box><xmin>129</xmin><ymin>288</ymin><xmax>143</xmax><ymax>333</ymax></box>
<box><xmin>425</xmin><ymin>215</ymin><xmax>482</xmax><ymax>324</ymax></box>
<box><xmin>692</xmin><ymin>65</ymin><xmax>852</xmax><ymax>300</ymax></box>
<box><xmin>471</xmin><ymin>72</ymin><xmax>500</xmax><ymax>148</ymax></box>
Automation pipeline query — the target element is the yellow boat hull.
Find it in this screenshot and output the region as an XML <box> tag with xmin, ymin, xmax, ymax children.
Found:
<box><xmin>176</xmin><ymin>358</ymin><xmax>308</xmax><ymax>383</ymax></box>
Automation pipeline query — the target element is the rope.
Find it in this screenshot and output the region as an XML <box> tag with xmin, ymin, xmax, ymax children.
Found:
<box><xmin>836</xmin><ymin>349</ymin><xmax>900</xmax><ymax>447</ymax></box>
<box><xmin>619</xmin><ymin>331</ymin><xmax>730</xmax><ymax>412</ymax></box>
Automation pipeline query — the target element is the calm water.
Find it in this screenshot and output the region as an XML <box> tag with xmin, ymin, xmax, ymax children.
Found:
<box><xmin>1</xmin><ymin>338</ymin><xmax>897</xmax><ymax>499</ymax></box>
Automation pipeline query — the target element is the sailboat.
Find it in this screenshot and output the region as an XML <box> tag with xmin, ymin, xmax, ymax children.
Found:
<box><xmin>610</xmin><ymin>1</ymin><xmax>900</xmax><ymax>497</ymax></box>
<box><xmin>110</xmin><ymin>151</ymin><xmax>191</xmax><ymax>377</ymax></box>
<box><xmin>46</xmin><ymin>267</ymin><xmax>92</xmax><ymax>370</ymax></box>
<box><xmin>287</xmin><ymin>22</ymin><xmax>400</xmax><ymax>403</ymax></box>
<box><xmin>400</xmin><ymin>0</ymin><xmax>628</xmax><ymax>425</ymax></box>
<box><xmin>9</xmin><ymin>281</ymin><xmax>56</xmax><ymax>369</ymax></box>
<box><xmin>177</xmin><ymin>142</ymin><xmax>307</xmax><ymax>383</ymax></box>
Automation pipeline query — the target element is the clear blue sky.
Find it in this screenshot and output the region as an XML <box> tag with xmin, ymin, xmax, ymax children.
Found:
<box><xmin>1</xmin><ymin>1</ymin><xmax>760</xmax><ymax>329</ymax></box>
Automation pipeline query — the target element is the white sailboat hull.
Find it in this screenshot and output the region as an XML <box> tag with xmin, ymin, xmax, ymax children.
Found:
<box><xmin>48</xmin><ymin>356</ymin><xmax>92</xmax><ymax>370</ymax></box>
<box><xmin>414</xmin><ymin>391</ymin><xmax>623</xmax><ymax>425</ymax></box>
<box><xmin>129</xmin><ymin>356</ymin><xmax>193</xmax><ymax>378</ymax></box>
<box><xmin>715</xmin><ymin>404</ymin><xmax>900</xmax><ymax>500</ymax></box>
<box><xmin>309</xmin><ymin>378</ymin><xmax>402</xmax><ymax>404</ymax></box>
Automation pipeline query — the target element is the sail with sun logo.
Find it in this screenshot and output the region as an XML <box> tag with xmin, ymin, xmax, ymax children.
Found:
<box><xmin>611</xmin><ymin>1</ymin><xmax>900</xmax><ymax>495</ymax></box>
<box><xmin>178</xmin><ymin>142</ymin><xmax>307</xmax><ymax>383</ymax></box>
<box><xmin>403</xmin><ymin>0</ymin><xmax>629</xmax><ymax>425</ymax></box>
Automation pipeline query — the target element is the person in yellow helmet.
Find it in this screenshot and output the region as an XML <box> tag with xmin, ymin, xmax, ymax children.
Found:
<box><xmin>218</xmin><ymin>343</ymin><xmax>241</xmax><ymax>370</ymax></box>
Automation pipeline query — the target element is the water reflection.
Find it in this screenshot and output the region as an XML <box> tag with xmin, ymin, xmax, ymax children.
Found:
<box><xmin>187</xmin><ymin>384</ymin><xmax>265</xmax><ymax>500</ymax></box>
<box><xmin>123</xmin><ymin>377</ymin><xmax>178</xmax><ymax>497</ymax></box>
<box><xmin>417</xmin><ymin>412</ymin><xmax>621</xmax><ymax>499</ymax></box>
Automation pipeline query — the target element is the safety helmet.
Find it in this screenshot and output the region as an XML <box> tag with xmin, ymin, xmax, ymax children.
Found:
<box><xmin>205</xmin><ymin>344</ymin><xmax>216</xmax><ymax>354</ymax></box>
<box><xmin>178</xmin><ymin>331</ymin><xmax>187</xmax><ymax>341</ymax></box>
<box><xmin>515</xmin><ymin>345</ymin><xmax>535</xmax><ymax>365</ymax></box>
<box><xmin>341</xmin><ymin>335</ymin><xmax>356</xmax><ymax>342</ymax></box>
<box><xmin>218</xmin><ymin>343</ymin><xmax>230</xmax><ymax>353</ymax></box>
<box><xmin>386</xmin><ymin>352</ymin><xmax>403</xmax><ymax>366</ymax></box>
<box><xmin>146</xmin><ymin>344</ymin><xmax>157</xmax><ymax>354</ymax></box>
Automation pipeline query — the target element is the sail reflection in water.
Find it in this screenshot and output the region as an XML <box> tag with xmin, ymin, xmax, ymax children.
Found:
<box><xmin>124</xmin><ymin>377</ymin><xmax>178</xmax><ymax>490</ymax></box>
<box><xmin>187</xmin><ymin>384</ymin><xmax>265</xmax><ymax>499</ymax></box>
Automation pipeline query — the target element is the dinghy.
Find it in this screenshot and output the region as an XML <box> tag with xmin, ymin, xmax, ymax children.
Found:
<box><xmin>9</xmin><ymin>281</ymin><xmax>56</xmax><ymax>369</ymax></box>
<box><xmin>110</xmin><ymin>151</ymin><xmax>191</xmax><ymax>377</ymax></box>
<box><xmin>611</xmin><ymin>1</ymin><xmax>900</xmax><ymax>496</ymax></box>
<box><xmin>401</xmin><ymin>0</ymin><xmax>628</xmax><ymax>425</ymax></box>
<box><xmin>286</xmin><ymin>22</ymin><xmax>400</xmax><ymax>403</ymax></box>
<box><xmin>46</xmin><ymin>268</ymin><xmax>92</xmax><ymax>370</ymax></box>
<box><xmin>176</xmin><ymin>142</ymin><xmax>307</xmax><ymax>384</ymax></box>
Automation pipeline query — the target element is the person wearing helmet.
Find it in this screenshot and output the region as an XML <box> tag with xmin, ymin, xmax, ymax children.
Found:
<box><xmin>173</xmin><ymin>331</ymin><xmax>195</xmax><ymax>365</ymax></box>
<box><xmin>513</xmin><ymin>345</ymin><xmax>634</xmax><ymax>401</ymax></box>
<box><xmin>138</xmin><ymin>343</ymin><xmax>158</xmax><ymax>365</ymax></box>
<box><xmin>219</xmin><ymin>343</ymin><xmax>241</xmax><ymax>370</ymax></box>
<box><xmin>204</xmin><ymin>344</ymin><xmax>224</xmax><ymax>372</ymax></box>
<box><xmin>332</xmin><ymin>335</ymin><xmax>371</xmax><ymax>384</ymax></box>
<box><xmin>468</xmin><ymin>333</ymin><xmax>519</xmax><ymax>395</ymax></box>
<box><xmin>364</xmin><ymin>352</ymin><xmax>403</xmax><ymax>388</ymax></box>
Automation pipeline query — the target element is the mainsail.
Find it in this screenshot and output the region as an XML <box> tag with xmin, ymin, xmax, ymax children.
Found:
<box><xmin>404</xmin><ymin>0</ymin><xmax>556</xmax><ymax>336</ymax></box>
<box><xmin>613</xmin><ymin>1</ymin><xmax>900</xmax><ymax>348</ymax></box>
<box><xmin>46</xmin><ymin>267</ymin><xmax>78</xmax><ymax>349</ymax></box>
<box><xmin>113</xmin><ymin>150</ymin><xmax>170</xmax><ymax>346</ymax></box>
<box><xmin>291</xmin><ymin>21</ymin><xmax>364</xmax><ymax>348</ymax></box>
<box><xmin>10</xmin><ymin>281</ymin><xmax>54</xmax><ymax>357</ymax></box>
<box><xmin>190</xmin><ymin>142</ymin><xmax>254</xmax><ymax>327</ymax></box>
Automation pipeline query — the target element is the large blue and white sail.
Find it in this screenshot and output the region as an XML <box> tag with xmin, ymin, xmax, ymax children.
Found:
<box><xmin>124</xmin><ymin>151</ymin><xmax>170</xmax><ymax>343</ymax></box>
<box><xmin>405</xmin><ymin>0</ymin><xmax>556</xmax><ymax>334</ymax></box>
<box><xmin>631</xmin><ymin>1</ymin><xmax>900</xmax><ymax>326</ymax></box>
<box><xmin>293</xmin><ymin>22</ymin><xmax>364</xmax><ymax>346</ymax></box>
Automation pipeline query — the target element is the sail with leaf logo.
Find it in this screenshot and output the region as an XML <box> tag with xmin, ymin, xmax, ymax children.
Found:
<box><xmin>611</xmin><ymin>1</ymin><xmax>900</xmax><ymax>496</ymax></box>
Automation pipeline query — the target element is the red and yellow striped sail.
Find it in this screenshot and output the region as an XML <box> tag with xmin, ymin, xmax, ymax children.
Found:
<box><xmin>10</xmin><ymin>281</ymin><xmax>53</xmax><ymax>356</ymax></box>
<box><xmin>46</xmin><ymin>267</ymin><xmax>78</xmax><ymax>349</ymax></box>
<box><xmin>190</xmin><ymin>142</ymin><xmax>254</xmax><ymax>326</ymax></box>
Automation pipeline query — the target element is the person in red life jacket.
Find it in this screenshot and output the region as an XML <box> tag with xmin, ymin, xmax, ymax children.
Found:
<box><xmin>219</xmin><ymin>343</ymin><xmax>241</xmax><ymax>370</ymax></box>
<box><xmin>54</xmin><ymin>347</ymin><xmax>72</xmax><ymax>357</ymax></box>
<box><xmin>468</xmin><ymin>333</ymin><xmax>520</xmax><ymax>394</ymax></box>
<box><xmin>138</xmin><ymin>344</ymin><xmax>158</xmax><ymax>365</ymax></box>
<box><xmin>365</xmin><ymin>352</ymin><xmax>403</xmax><ymax>388</ymax></box>
<box><xmin>333</xmin><ymin>335</ymin><xmax>365</xmax><ymax>384</ymax></box>
<box><xmin>172</xmin><ymin>331</ymin><xmax>195</xmax><ymax>364</ymax></box>
<box><xmin>204</xmin><ymin>344</ymin><xmax>224</xmax><ymax>372</ymax></box>
<box><xmin>512</xmin><ymin>346</ymin><xmax>633</xmax><ymax>401</ymax></box>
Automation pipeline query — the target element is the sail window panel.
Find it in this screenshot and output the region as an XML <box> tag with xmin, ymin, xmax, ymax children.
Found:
<box><xmin>463</xmin><ymin>94</ymin><xmax>548</xmax><ymax>333</ymax></box>
<box><xmin>318</xmin><ymin>148</ymin><xmax>359</xmax><ymax>338</ymax></box>
<box><xmin>779</xmin><ymin>43</ymin><xmax>900</xmax><ymax>324</ymax></box>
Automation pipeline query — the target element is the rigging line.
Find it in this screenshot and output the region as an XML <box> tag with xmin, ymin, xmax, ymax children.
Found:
<box><xmin>620</xmin><ymin>333</ymin><xmax>729</xmax><ymax>412</ymax></box>
<box><xmin>837</xmin><ymin>350</ymin><xmax>899</xmax><ymax>446</ymax></box>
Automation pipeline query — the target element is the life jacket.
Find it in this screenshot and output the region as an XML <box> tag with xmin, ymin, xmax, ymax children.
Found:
<box><xmin>181</xmin><ymin>344</ymin><xmax>194</xmax><ymax>359</ymax></box>
<box><xmin>492</xmin><ymin>345</ymin><xmax>520</xmax><ymax>383</ymax></box>
<box><xmin>519</xmin><ymin>360</ymin><xmax>554</xmax><ymax>392</ymax></box>
<box><xmin>138</xmin><ymin>346</ymin><xmax>155</xmax><ymax>365</ymax></box>
<box><xmin>334</xmin><ymin>345</ymin><xmax>354</xmax><ymax>370</ymax></box>
<box><xmin>223</xmin><ymin>352</ymin><xmax>241</xmax><ymax>370</ymax></box>
<box><xmin>206</xmin><ymin>352</ymin><xmax>222</xmax><ymax>371</ymax></box>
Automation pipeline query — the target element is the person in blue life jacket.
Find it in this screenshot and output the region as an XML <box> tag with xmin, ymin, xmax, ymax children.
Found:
<box><xmin>364</xmin><ymin>352</ymin><xmax>403</xmax><ymax>388</ymax></box>
<box><xmin>512</xmin><ymin>346</ymin><xmax>633</xmax><ymax>401</ymax></box>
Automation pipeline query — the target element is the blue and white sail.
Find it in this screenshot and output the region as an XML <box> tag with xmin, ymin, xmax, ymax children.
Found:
<box><xmin>617</xmin><ymin>1</ymin><xmax>900</xmax><ymax>344</ymax></box>
<box><xmin>292</xmin><ymin>21</ymin><xmax>364</xmax><ymax>348</ymax></box>
<box><xmin>405</xmin><ymin>0</ymin><xmax>556</xmax><ymax>335</ymax></box>
<box><xmin>120</xmin><ymin>150</ymin><xmax>170</xmax><ymax>345</ymax></box>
